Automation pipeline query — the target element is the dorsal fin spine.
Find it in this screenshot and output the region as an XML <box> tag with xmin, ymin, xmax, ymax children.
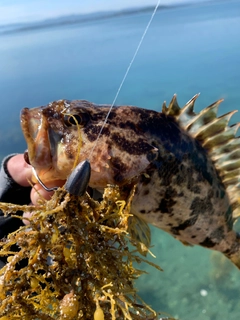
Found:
<box><xmin>162</xmin><ymin>95</ymin><xmax>240</xmax><ymax>219</ymax></box>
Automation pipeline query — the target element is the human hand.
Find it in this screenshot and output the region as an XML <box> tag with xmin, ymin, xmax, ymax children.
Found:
<box><xmin>7</xmin><ymin>154</ymin><xmax>65</xmax><ymax>223</ymax></box>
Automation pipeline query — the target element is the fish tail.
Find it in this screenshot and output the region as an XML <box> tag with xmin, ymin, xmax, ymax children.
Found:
<box><xmin>225</xmin><ymin>233</ymin><xmax>240</xmax><ymax>269</ymax></box>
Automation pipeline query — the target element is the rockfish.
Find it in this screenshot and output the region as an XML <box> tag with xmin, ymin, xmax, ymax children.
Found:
<box><xmin>20</xmin><ymin>95</ymin><xmax>240</xmax><ymax>269</ymax></box>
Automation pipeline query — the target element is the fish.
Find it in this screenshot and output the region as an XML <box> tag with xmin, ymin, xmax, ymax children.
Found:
<box><xmin>20</xmin><ymin>95</ymin><xmax>240</xmax><ymax>269</ymax></box>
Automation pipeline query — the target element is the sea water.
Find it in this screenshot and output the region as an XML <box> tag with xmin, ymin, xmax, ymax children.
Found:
<box><xmin>0</xmin><ymin>1</ymin><xmax>240</xmax><ymax>319</ymax></box>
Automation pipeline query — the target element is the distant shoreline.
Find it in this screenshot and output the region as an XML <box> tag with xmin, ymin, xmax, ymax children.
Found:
<box><xmin>0</xmin><ymin>1</ymin><xmax>214</xmax><ymax>35</ymax></box>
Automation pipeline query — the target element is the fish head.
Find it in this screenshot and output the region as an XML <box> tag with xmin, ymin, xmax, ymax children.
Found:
<box><xmin>21</xmin><ymin>99</ymin><xmax>157</xmax><ymax>188</ymax></box>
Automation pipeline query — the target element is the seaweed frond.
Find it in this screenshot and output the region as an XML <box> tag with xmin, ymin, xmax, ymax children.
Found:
<box><xmin>0</xmin><ymin>184</ymin><xmax>163</xmax><ymax>320</ymax></box>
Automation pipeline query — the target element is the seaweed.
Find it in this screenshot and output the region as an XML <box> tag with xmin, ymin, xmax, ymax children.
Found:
<box><xmin>0</xmin><ymin>184</ymin><xmax>164</xmax><ymax>320</ymax></box>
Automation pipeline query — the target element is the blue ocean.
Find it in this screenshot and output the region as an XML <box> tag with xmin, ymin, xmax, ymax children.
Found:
<box><xmin>0</xmin><ymin>1</ymin><xmax>240</xmax><ymax>319</ymax></box>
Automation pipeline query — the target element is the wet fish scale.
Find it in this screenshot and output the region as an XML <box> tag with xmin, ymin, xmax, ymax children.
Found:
<box><xmin>20</xmin><ymin>96</ymin><xmax>240</xmax><ymax>269</ymax></box>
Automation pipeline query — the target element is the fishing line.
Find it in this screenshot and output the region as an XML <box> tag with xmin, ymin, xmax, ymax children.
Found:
<box><xmin>33</xmin><ymin>1</ymin><xmax>161</xmax><ymax>194</ymax></box>
<box><xmin>88</xmin><ymin>0</ymin><xmax>161</xmax><ymax>161</ymax></box>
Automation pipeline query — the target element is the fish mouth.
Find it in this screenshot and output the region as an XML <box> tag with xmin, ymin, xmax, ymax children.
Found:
<box><xmin>23</xmin><ymin>149</ymin><xmax>30</xmax><ymax>165</ymax></box>
<box><xmin>20</xmin><ymin>107</ymin><xmax>52</xmax><ymax>173</ymax></box>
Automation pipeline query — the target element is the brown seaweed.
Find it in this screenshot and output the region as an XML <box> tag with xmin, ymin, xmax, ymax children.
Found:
<box><xmin>0</xmin><ymin>184</ymin><xmax>164</xmax><ymax>320</ymax></box>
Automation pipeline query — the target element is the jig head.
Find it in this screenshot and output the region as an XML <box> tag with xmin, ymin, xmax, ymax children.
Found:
<box><xmin>64</xmin><ymin>160</ymin><xmax>91</xmax><ymax>196</ymax></box>
<box><xmin>32</xmin><ymin>160</ymin><xmax>91</xmax><ymax>196</ymax></box>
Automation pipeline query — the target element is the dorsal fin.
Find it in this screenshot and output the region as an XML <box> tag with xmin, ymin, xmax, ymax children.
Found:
<box><xmin>162</xmin><ymin>95</ymin><xmax>240</xmax><ymax>219</ymax></box>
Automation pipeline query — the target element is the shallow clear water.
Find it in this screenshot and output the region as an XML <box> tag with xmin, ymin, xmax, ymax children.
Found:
<box><xmin>0</xmin><ymin>1</ymin><xmax>240</xmax><ymax>319</ymax></box>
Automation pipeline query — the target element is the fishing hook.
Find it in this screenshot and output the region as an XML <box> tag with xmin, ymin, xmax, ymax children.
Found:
<box><xmin>32</xmin><ymin>160</ymin><xmax>91</xmax><ymax>196</ymax></box>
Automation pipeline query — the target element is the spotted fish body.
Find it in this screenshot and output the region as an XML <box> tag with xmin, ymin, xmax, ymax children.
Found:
<box><xmin>21</xmin><ymin>95</ymin><xmax>240</xmax><ymax>269</ymax></box>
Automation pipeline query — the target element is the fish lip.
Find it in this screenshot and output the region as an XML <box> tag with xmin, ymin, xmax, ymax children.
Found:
<box><xmin>20</xmin><ymin>107</ymin><xmax>52</xmax><ymax>171</ymax></box>
<box><xmin>20</xmin><ymin>107</ymin><xmax>37</xmax><ymax>166</ymax></box>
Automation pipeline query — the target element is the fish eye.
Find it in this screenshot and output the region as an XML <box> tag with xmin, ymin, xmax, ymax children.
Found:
<box><xmin>63</xmin><ymin>114</ymin><xmax>89</xmax><ymax>127</ymax></box>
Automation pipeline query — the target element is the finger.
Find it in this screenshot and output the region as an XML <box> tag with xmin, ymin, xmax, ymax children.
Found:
<box><xmin>7</xmin><ymin>154</ymin><xmax>33</xmax><ymax>186</ymax></box>
<box><xmin>22</xmin><ymin>208</ymin><xmax>33</xmax><ymax>225</ymax></box>
<box><xmin>30</xmin><ymin>180</ymin><xmax>65</xmax><ymax>205</ymax></box>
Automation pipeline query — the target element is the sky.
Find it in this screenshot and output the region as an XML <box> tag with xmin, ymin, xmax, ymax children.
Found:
<box><xmin>0</xmin><ymin>0</ymin><xmax>212</xmax><ymax>25</ymax></box>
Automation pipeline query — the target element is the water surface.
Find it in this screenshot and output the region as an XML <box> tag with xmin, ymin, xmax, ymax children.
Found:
<box><xmin>0</xmin><ymin>1</ymin><xmax>240</xmax><ymax>319</ymax></box>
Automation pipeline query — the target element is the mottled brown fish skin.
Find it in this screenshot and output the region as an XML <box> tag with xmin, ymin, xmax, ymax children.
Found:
<box><xmin>20</xmin><ymin>99</ymin><xmax>240</xmax><ymax>268</ymax></box>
